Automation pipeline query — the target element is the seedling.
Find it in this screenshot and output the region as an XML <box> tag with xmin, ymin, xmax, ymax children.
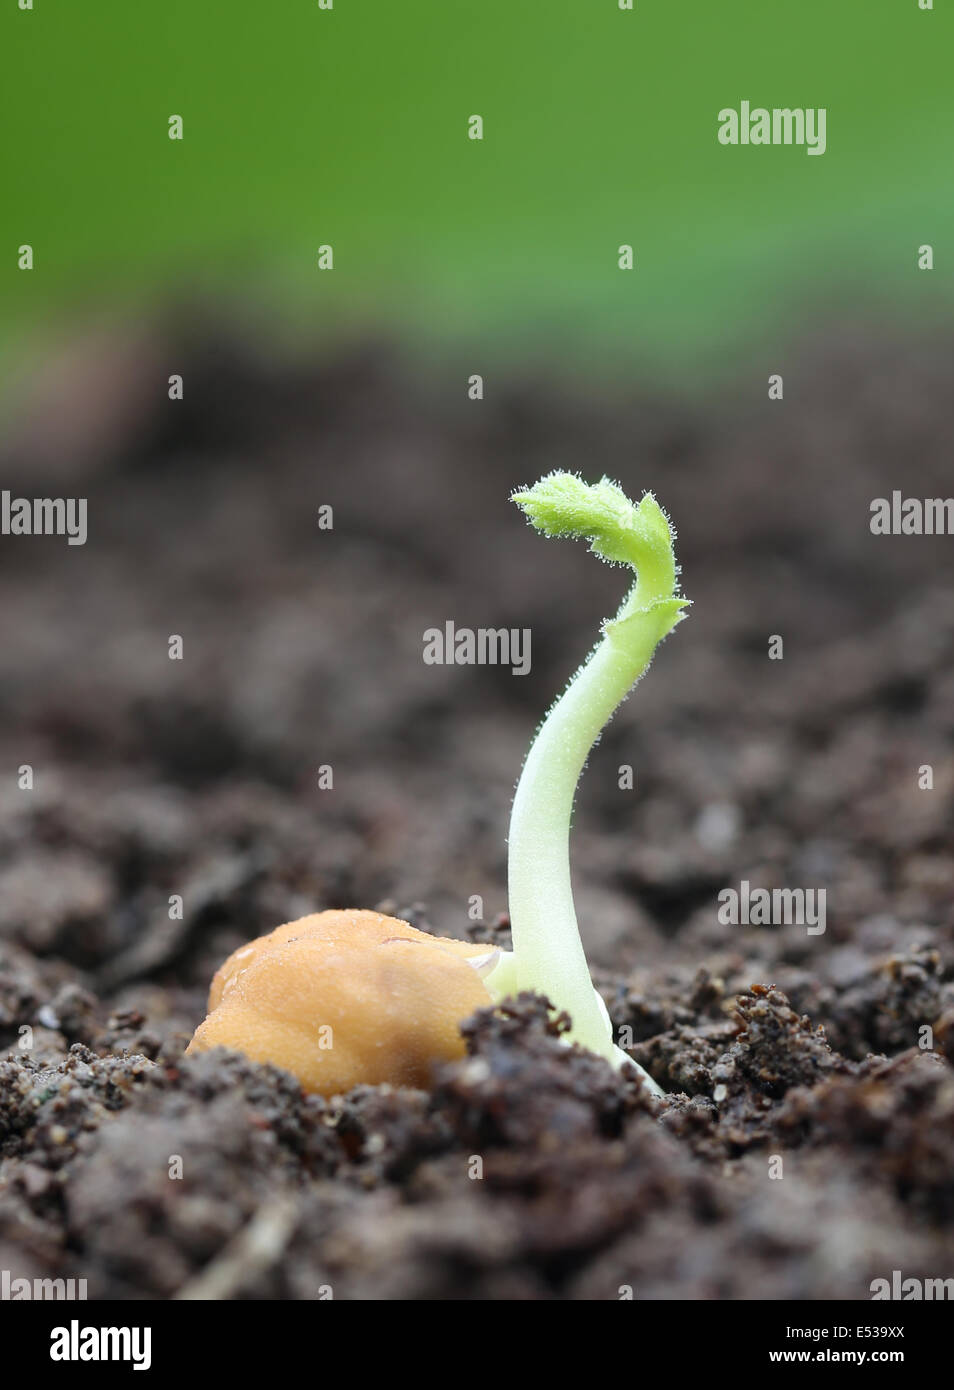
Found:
<box><xmin>189</xmin><ymin>473</ymin><xmax>687</xmax><ymax>1098</ymax></box>
<box><xmin>479</xmin><ymin>473</ymin><xmax>688</xmax><ymax>1095</ymax></box>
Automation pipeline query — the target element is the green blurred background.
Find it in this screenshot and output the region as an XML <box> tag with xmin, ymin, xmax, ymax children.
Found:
<box><xmin>2</xmin><ymin>0</ymin><xmax>951</xmax><ymax>380</ymax></box>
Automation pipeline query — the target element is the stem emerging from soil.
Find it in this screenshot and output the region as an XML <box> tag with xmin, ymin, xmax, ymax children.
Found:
<box><xmin>501</xmin><ymin>474</ymin><xmax>688</xmax><ymax>1086</ymax></box>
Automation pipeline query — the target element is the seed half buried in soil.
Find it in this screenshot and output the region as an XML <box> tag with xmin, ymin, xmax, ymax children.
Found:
<box><xmin>187</xmin><ymin>909</ymin><xmax>496</xmax><ymax>1096</ymax></box>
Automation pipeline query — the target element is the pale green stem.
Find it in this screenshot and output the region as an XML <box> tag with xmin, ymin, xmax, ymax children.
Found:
<box><xmin>503</xmin><ymin>486</ymin><xmax>686</xmax><ymax>1078</ymax></box>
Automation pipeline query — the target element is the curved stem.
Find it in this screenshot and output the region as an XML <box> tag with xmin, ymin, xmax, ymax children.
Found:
<box><xmin>503</xmin><ymin>477</ymin><xmax>688</xmax><ymax>1075</ymax></box>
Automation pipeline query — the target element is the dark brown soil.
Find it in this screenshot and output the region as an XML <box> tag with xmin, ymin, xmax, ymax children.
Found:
<box><xmin>1</xmin><ymin>321</ymin><xmax>953</xmax><ymax>1299</ymax></box>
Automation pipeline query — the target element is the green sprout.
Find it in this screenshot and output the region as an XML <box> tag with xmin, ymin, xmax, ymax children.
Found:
<box><xmin>483</xmin><ymin>473</ymin><xmax>690</xmax><ymax>1096</ymax></box>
